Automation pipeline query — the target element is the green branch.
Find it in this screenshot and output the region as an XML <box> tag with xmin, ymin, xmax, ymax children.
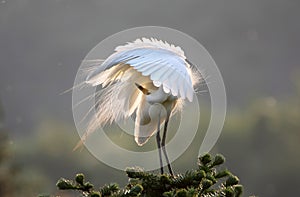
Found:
<box><xmin>56</xmin><ymin>153</ymin><xmax>243</xmax><ymax>197</ymax></box>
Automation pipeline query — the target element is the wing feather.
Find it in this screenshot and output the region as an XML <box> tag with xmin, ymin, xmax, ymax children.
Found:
<box><xmin>158</xmin><ymin>65</ymin><xmax>175</xmax><ymax>83</ymax></box>
<box><xmin>86</xmin><ymin>41</ymin><xmax>194</xmax><ymax>103</ymax></box>
<box><xmin>142</xmin><ymin>63</ymin><xmax>162</xmax><ymax>76</ymax></box>
<box><xmin>75</xmin><ymin>38</ymin><xmax>197</xmax><ymax>149</ymax></box>
<box><xmin>149</xmin><ymin>64</ymin><xmax>170</xmax><ymax>81</ymax></box>
<box><xmin>167</xmin><ymin>72</ymin><xmax>180</xmax><ymax>96</ymax></box>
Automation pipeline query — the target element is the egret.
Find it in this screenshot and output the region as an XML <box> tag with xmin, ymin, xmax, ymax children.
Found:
<box><xmin>76</xmin><ymin>38</ymin><xmax>199</xmax><ymax>175</ymax></box>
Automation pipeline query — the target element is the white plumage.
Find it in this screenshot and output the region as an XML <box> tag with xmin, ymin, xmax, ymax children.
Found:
<box><xmin>86</xmin><ymin>38</ymin><xmax>194</xmax><ymax>101</ymax></box>
<box><xmin>75</xmin><ymin>38</ymin><xmax>199</xmax><ymax>174</ymax></box>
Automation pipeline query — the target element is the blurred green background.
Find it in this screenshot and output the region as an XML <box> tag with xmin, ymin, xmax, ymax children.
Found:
<box><xmin>1</xmin><ymin>0</ymin><xmax>299</xmax><ymax>196</ymax></box>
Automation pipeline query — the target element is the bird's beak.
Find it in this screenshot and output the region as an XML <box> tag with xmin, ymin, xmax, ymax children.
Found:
<box><xmin>135</xmin><ymin>83</ymin><xmax>150</xmax><ymax>95</ymax></box>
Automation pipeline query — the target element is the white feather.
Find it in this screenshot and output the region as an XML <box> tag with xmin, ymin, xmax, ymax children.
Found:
<box><xmin>75</xmin><ymin>38</ymin><xmax>200</xmax><ymax>149</ymax></box>
<box><xmin>116</xmin><ymin>37</ymin><xmax>186</xmax><ymax>59</ymax></box>
<box><xmin>87</xmin><ymin>38</ymin><xmax>195</xmax><ymax>101</ymax></box>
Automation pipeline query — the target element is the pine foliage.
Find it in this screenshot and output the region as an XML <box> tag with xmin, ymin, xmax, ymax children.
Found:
<box><xmin>56</xmin><ymin>154</ymin><xmax>243</xmax><ymax>197</ymax></box>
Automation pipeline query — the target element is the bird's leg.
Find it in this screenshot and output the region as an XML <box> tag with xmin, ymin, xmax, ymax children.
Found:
<box><xmin>156</xmin><ymin>111</ymin><xmax>164</xmax><ymax>174</ymax></box>
<box><xmin>162</xmin><ymin>111</ymin><xmax>174</xmax><ymax>176</ymax></box>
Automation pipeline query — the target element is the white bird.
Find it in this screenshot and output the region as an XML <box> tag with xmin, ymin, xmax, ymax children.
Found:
<box><xmin>75</xmin><ymin>38</ymin><xmax>200</xmax><ymax>175</ymax></box>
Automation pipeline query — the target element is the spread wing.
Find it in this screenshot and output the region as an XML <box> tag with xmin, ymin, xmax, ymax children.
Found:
<box><xmin>74</xmin><ymin>38</ymin><xmax>197</xmax><ymax>149</ymax></box>
<box><xmin>87</xmin><ymin>48</ymin><xmax>194</xmax><ymax>102</ymax></box>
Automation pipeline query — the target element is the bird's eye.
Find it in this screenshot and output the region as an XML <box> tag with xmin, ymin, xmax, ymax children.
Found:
<box><xmin>135</xmin><ymin>83</ymin><xmax>150</xmax><ymax>95</ymax></box>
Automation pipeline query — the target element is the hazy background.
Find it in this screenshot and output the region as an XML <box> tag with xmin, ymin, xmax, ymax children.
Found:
<box><xmin>0</xmin><ymin>0</ymin><xmax>299</xmax><ymax>196</ymax></box>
